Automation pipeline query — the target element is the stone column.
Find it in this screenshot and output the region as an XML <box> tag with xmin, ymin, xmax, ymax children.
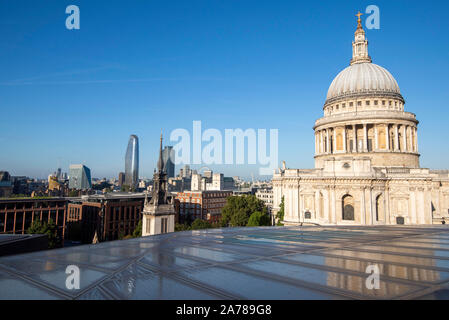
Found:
<box><xmin>386</xmin><ymin>124</ymin><xmax>390</xmax><ymax>151</ymax></box>
<box><xmin>352</xmin><ymin>124</ymin><xmax>357</xmax><ymax>152</ymax></box>
<box><xmin>320</xmin><ymin>130</ymin><xmax>323</xmax><ymax>154</ymax></box>
<box><xmin>403</xmin><ymin>125</ymin><xmax>408</xmax><ymax>152</ymax></box>
<box><xmin>332</xmin><ymin>128</ymin><xmax>337</xmax><ymax>153</ymax></box>
<box><xmin>413</xmin><ymin>127</ymin><xmax>418</xmax><ymax>152</ymax></box>
<box><xmin>331</xmin><ymin>187</ymin><xmax>336</xmax><ymax>223</ymax></box>
<box><xmin>326</xmin><ymin>129</ymin><xmax>330</xmax><ymax>154</ymax></box>
<box><xmin>394</xmin><ymin>124</ymin><xmax>399</xmax><ymax>152</ymax></box>
<box><xmin>343</xmin><ymin>126</ymin><xmax>347</xmax><ymax>152</ymax></box>
<box><xmin>363</xmin><ymin>124</ymin><xmax>368</xmax><ymax>152</ymax></box>
<box><xmin>410</xmin><ymin>188</ymin><xmax>417</xmax><ymax>224</ymax></box>
<box><xmin>408</xmin><ymin>126</ymin><xmax>412</xmax><ymax>152</ymax></box>
<box><xmin>361</xmin><ymin>187</ymin><xmax>366</xmax><ymax>225</ymax></box>
<box><xmin>415</xmin><ymin>127</ymin><xmax>418</xmax><ymax>153</ymax></box>
<box><xmin>374</xmin><ymin>125</ymin><xmax>378</xmax><ymax>151</ymax></box>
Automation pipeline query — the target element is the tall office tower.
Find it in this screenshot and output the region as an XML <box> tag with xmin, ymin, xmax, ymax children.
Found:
<box><xmin>56</xmin><ymin>168</ymin><xmax>62</xmax><ymax>180</ymax></box>
<box><xmin>124</xmin><ymin>134</ymin><xmax>139</xmax><ymax>189</ymax></box>
<box><xmin>68</xmin><ymin>164</ymin><xmax>92</xmax><ymax>190</ymax></box>
<box><xmin>162</xmin><ymin>146</ymin><xmax>175</xmax><ymax>178</ymax></box>
<box><xmin>118</xmin><ymin>172</ymin><xmax>125</xmax><ymax>187</ymax></box>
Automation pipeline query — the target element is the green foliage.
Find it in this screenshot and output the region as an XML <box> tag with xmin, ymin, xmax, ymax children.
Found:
<box><xmin>247</xmin><ymin>211</ymin><xmax>271</xmax><ymax>227</ymax></box>
<box><xmin>175</xmin><ymin>223</ymin><xmax>191</xmax><ymax>232</ymax></box>
<box><xmin>132</xmin><ymin>220</ymin><xmax>142</xmax><ymax>238</ymax></box>
<box><xmin>121</xmin><ymin>184</ymin><xmax>131</xmax><ymax>192</ymax></box>
<box><xmin>191</xmin><ymin>219</ymin><xmax>212</xmax><ymax>230</ymax></box>
<box><xmin>92</xmin><ymin>181</ymin><xmax>112</xmax><ymax>191</ymax></box>
<box><xmin>118</xmin><ymin>230</ymin><xmax>125</xmax><ymax>240</ymax></box>
<box><xmin>276</xmin><ymin>196</ymin><xmax>285</xmax><ymax>226</ymax></box>
<box><xmin>27</xmin><ymin>219</ymin><xmax>59</xmax><ymax>249</ymax></box>
<box><xmin>221</xmin><ymin>195</ymin><xmax>268</xmax><ymax>227</ymax></box>
<box><xmin>68</xmin><ymin>190</ymin><xmax>79</xmax><ymax>197</ymax></box>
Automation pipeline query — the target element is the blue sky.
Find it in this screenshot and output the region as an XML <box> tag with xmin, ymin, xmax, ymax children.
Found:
<box><xmin>0</xmin><ymin>0</ymin><xmax>448</xmax><ymax>179</ymax></box>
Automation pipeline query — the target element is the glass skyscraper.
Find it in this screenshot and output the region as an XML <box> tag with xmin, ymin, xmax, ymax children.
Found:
<box><xmin>162</xmin><ymin>146</ymin><xmax>175</xmax><ymax>178</ymax></box>
<box><xmin>68</xmin><ymin>164</ymin><xmax>92</xmax><ymax>190</ymax></box>
<box><xmin>125</xmin><ymin>134</ymin><xmax>139</xmax><ymax>188</ymax></box>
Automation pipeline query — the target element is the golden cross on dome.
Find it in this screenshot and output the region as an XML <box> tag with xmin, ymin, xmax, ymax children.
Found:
<box><xmin>356</xmin><ymin>11</ymin><xmax>363</xmax><ymax>21</ymax></box>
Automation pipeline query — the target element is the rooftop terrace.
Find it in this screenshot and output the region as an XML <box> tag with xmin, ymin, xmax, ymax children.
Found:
<box><xmin>1</xmin><ymin>225</ymin><xmax>449</xmax><ymax>299</ymax></box>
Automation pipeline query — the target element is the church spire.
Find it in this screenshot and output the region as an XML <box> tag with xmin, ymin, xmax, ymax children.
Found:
<box><xmin>157</xmin><ymin>130</ymin><xmax>164</xmax><ymax>173</ymax></box>
<box><xmin>149</xmin><ymin>131</ymin><xmax>169</xmax><ymax>206</ymax></box>
<box><xmin>350</xmin><ymin>11</ymin><xmax>372</xmax><ymax>65</ymax></box>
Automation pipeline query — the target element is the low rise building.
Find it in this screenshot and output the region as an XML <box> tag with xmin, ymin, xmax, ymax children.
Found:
<box><xmin>67</xmin><ymin>193</ymin><xmax>144</xmax><ymax>243</ymax></box>
<box><xmin>177</xmin><ymin>190</ymin><xmax>233</xmax><ymax>224</ymax></box>
<box><xmin>0</xmin><ymin>172</ymin><xmax>12</xmax><ymax>198</ymax></box>
<box><xmin>0</xmin><ymin>197</ymin><xmax>67</xmax><ymax>245</ymax></box>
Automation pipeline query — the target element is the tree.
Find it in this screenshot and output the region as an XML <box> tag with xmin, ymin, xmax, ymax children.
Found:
<box><xmin>247</xmin><ymin>211</ymin><xmax>271</xmax><ymax>227</ymax></box>
<box><xmin>68</xmin><ymin>190</ymin><xmax>79</xmax><ymax>197</ymax></box>
<box><xmin>191</xmin><ymin>219</ymin><xmax>212</xmax><ymax>230</ymax></box>
<box><xmin>121</xmin><ymin>184</ymin><xmax>130</xmax><ymax>192</ymax></box>
<box><xmin>132</xmin><ymin>220</ymin><xmax>142</xmax><ymax>238</ymax></box>
<box><xmin>276</xmin><ymin>196</ymin><xmax>285</xmax><ymax>226</ymax></box>
<box><xmin>221</xmin><ymin>195</ymin><xmax>268</xmax><ymax>227</ymax></box>
<box><xmin>175</xmin><ymin>223</ymin><xmax>191</xmax><ymax>232</ymax></box>
<box><xmin>92</xmin><ymin>181</ymin><xmax>112</xmax><ymax>191</ymax></box>
<box><xmin>27</xmin><ymin>219</ymin><xmax>59</xmax><ymax>249</ymax></box>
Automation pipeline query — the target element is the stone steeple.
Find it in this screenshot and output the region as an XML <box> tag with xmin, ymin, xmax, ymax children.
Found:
<box><xmin>141</xmin><ymin>132</ymin><xmax>175</xmax><ymax>236</ymax></box>
<box><xmin>150</xmin><ymin>132</ymin><xmax>169</xmax><ymax>206</ymax></box>
<box><xmin>350</xmin><ymin>11</ymin><xmax>372</xmax><ymax>65</ymax></box>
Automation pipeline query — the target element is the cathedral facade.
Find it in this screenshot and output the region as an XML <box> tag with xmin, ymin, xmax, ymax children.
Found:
<box><xmin>272</xmin><ymin>15</ymin><xmax>449</xmax><ymax>226</ymax></box>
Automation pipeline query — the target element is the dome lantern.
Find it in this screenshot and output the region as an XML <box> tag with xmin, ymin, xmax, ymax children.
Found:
<box><xmin>350</xmin><ymin>11</ymin><xmax>372</xmax><ymax>65</ymax></box>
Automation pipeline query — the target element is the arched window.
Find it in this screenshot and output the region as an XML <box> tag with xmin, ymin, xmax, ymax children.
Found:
<box><xmin>376</xmin><ymin>194</ymin><xmax>384</xmax><ymax>222</ymax></box>
<box><xmin>342</xmin><ymin>195</ymin><xmax>355</xmax><ymax>220</ymax></box>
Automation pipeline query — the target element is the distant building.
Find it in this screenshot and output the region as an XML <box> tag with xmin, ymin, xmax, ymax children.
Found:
<box><xmin>177</xmin><ymin>190</ymin><xmax>233</xmax><ymax>224</ymax></box>
<box><xmin>125</xmin><ymin>134</ymin><xmax>139</xmax><ymax>189</ymax></box>
<box><xmin>0</xmin><ymin>198</ymin><xmax>67</xmax><ymax>243</ymax></box>
<box><xmin>48</xmin><ymin>175</ymin><xmax>59</xmax><ymax>190</ymax></box>
<box><xmin>190</xmin><ymin>171</ymin><xmax>235</xmax><ymax>191</ymax></box>
<box><xmin>179</xmin><ymin>164</ymin><xmax>192</xmax><ymax>178</ymax></box>
<box><xmin>255</xmin><ymin>187</ymin><xmax>274</xmax><ymax>224</ymax></box>
<box><xmin>255</xmin><ymin>187</ymin><xmax>273</xmax><ymax>208</ymax></box>
<box><xmin>69</xmin><ymin>164</ymin><xmax>92</xmax><ymax>190</ymax></box>
<box><xmin>118</xmin><ymin>172</ymin><xmax>125</xmax><ymax>187</ymax></box>
<box><xmin>55</xmin><ymin>168</ymin><xmax>62</xmax><ymax>180</ymax></box>
<box><xmin>162</xmin><ymin>146</ymin><xmax>175</xmax><ymax>178</ymax></box>
<box><xmin>168</xmin><ymin>176</ymin><xmax>191</xmax><ymax>192</ymax></box>
<box><xmin>0</xmin><ymin>172</ymin><xmax>12</xmax><ymax>198</ymax></box>
<box><xmin>67</xmin><ymin>193</ymin><xmax>144</xmax><ymax>243</ymax></box>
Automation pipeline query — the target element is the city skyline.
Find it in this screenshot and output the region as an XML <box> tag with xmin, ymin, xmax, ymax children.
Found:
<box><xmin>1</xmin><ymin>1</ymin><xmax>448</xmax><ymax>179</ymax></box>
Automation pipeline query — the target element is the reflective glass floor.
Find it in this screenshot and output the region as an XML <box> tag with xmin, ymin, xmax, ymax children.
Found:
<box><xmin>1</xmin><ymin>225</ymin><xmax>449</xmax><ymax>299</ymax></box>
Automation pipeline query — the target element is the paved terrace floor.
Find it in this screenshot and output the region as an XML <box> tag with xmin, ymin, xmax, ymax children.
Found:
<box><xmin>1</xmin><ymin>225</ymin><xmax>449</xmax><ymax>300</ymax></box>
